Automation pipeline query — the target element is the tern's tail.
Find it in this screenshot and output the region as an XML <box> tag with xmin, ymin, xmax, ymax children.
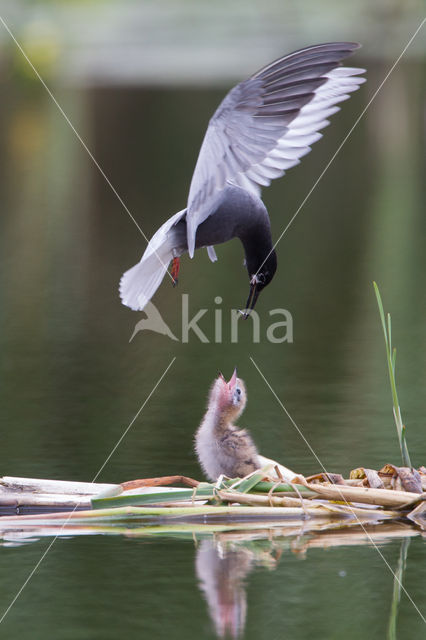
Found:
<box><xmin>119</xmin><ymin>249</ymin><xmax>171</xmax><ymax>311</ymax></box>
<box><xmin>119</xmin><ymin>209</ymin><xmax>186</xmax><ymax>311</ymax></box>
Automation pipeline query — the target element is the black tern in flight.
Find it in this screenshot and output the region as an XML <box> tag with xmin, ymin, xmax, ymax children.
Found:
<box><xmin>120</xmin><ymin>42</ymin><xmax>365</xmax><ymax>315</ymax></box>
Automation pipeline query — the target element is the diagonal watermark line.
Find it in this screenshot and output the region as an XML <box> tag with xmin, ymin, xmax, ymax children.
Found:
<box><xmin>0</xmin><ymin>356</ymin><xmax>176</xmax><ymax>625</ymax></box>
<box><xmin>0</xmin><ymin>15</ymin><xmax>145</xmax><ymax>238</ymax></box>
<box><xmin>250</xmin><ymin>357</ymin><xmax>339</xmax><ymax>479</ymax></box>
<box><xmin>93</xmin><ymin>356</ymin><xmax>176</xmax><ymax>482</ymax></box>
<box><xmin>0</xmin><ymin>14</ymin><xmax>174</xmax><ymax>283</ymax></box>
<box><xmin>256</xmin><ymin>16</ymin><xmax>426</xmax><ymax>278</ymax></box>
<box><xmin>250</xmin><ymin>356</ymin><xmax>426</xmax><ymax>626</ymax></box>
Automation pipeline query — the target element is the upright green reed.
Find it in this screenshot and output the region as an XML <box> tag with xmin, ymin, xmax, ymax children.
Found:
<box><xmin>373</xmin><ymin>282</ymin><xmax>412</xmax><ymax>467</ymax></box>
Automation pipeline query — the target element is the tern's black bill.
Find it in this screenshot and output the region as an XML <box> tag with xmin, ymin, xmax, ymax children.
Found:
<box><xmin>243</xmin><ymin>283</ymin><xmax>260</xmax><ymax>319</ymax></box>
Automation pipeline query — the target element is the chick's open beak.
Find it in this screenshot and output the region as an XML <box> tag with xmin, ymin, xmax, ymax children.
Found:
<box><xmin>243</xmin><ymin>282</ymin><xmax>259</xmax><ymax>319</ymax></box>
<box><xmin>228</xmin><ymin>368</ymin><xmax>237</xmax><ymax>389</ymax></box>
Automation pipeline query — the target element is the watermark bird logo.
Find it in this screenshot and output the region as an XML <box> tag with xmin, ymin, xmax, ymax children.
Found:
<box><xmin>129</xmin><ymin>301</ymin><xmax>179</xmax><ymax>342</ymax></box>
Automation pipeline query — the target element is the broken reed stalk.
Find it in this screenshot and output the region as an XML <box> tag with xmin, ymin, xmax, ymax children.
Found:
<box><xmin>218</xmin><ymin>490</ymin><xmax>303</xmax><ymax>508</ymax></box>
<box><xmin>373</xmin><ymin>282</ymin><xmax>412</xmax><ymax>468</ymax></box>
<box><xmin>0</xmin><ymin>503</ymin><xmax>401</xmax><ymax>526</ymax></box>
<box><xmin>302</xmin><ymin>481</ymin><xmax>422</xmax><ymax>509</ymax></box>
<box><xmin>0</xmin><ymin>504</ymin><xmax>372</xmax><ymax>522</ymax></box>
<box><xmin>217</xmin><ymin>490</ymin><xmax>393</xmax><ymax>518</ymax></box>
<box><xmin>120</xmin><ymin>476</ymin><xmax>200</xmax><ymax>491</ymax></box>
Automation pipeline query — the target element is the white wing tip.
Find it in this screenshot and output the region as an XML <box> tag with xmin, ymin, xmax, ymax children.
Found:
<box><xmin>326</xmin><ymin>66</ymin><xmax>366</xmax><ymax>78</ymax></box>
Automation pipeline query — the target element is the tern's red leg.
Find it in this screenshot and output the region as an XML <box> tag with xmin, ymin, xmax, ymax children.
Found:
<box><xmin>171</xmin><ymin>257</ymin><xmax>180</xmax><ymax>287</ymax></box>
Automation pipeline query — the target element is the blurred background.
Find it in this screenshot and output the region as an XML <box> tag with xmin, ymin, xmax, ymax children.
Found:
<box><xmin>0</xmin><ymin>0</ymin><xmax>424</xmax><ymax>484</ymax></box>
<box><xmin>0</xmin><ymin>2</ymin><xmax>425</xmax><ymax>639</ymax></box>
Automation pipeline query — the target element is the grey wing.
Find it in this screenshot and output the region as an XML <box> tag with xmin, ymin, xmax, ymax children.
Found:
<box><xmin>186</xmin><ymin>42</ymin><xmax>366</xmax><ymax>257</ymax></box>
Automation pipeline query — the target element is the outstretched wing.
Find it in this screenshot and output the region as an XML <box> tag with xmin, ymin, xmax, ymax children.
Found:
<box><xmin>186</xmin><ymin>42</ymin><xmax>366</xmax><ymax>256</ymax></box>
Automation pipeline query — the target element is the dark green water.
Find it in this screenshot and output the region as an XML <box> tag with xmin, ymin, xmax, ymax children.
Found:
<box><xmin>0</xmin><ymin>57</ymin><xmax>425</xmax><ymax>638</ymax></box>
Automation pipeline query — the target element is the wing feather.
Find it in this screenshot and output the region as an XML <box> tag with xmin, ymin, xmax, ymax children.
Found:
<box><xmin>186</xmin><ymin>42</ymin><xmax>366</xmax><ymax>256</ymax></box>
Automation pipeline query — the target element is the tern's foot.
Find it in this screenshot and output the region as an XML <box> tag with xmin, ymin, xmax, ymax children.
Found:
<box><xmin>171</xmin><ymin>257</ymin><xmax>180</xmax><ymax>287</ymax></box>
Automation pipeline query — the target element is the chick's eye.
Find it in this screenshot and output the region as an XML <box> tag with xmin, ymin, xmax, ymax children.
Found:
<box><xmin>236</xmin><ymin>388</ymin><xmax>241</xmax><ymax>396</ymax></box>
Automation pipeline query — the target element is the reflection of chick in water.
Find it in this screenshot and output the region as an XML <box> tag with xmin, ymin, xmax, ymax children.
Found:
<box><xmin>196</xmin><ymin>540</ymin><xmax>253</xmax><ymax>639</ymax></box>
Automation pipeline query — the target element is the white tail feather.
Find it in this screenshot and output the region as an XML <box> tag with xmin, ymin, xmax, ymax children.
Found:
<box><xmin>120</xmin><ymin>209</ymin><xmax>186</xmax><ymax>311</ymax></box>
<box><xmin>119</xmin><ymin>251</ymin><xmax>171</xmax><ymax>311</ymax></box>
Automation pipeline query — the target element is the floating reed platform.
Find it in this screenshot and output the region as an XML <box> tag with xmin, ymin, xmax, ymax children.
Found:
<box><xmin>0</xmin><ymin>463</ymin><xmax>424</xmax><ymax>533</ymax></box>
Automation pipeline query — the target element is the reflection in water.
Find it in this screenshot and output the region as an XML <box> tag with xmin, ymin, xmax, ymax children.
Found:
<box><xmin>196</xmin><ymin>539</ymin><xmax>253</xmax><ymax>638</ymax></box>
<box><xmin>387</xmin><ymin>538</ymin><xmax>410</xmax><ymax>640</ymax></box>
<box><xmin>194</xmin><ymin>522</ymin><xmax>419</xmax><ymax>639</ymax></box>
<box><xmin>0</xmin><ymin>517</ymin><xmax>420</xmax><ymax>638</ymax></box>
<box><xmin>196</xmin><ymin>534</ymin><xmax>284</xmax><ymax>638</ymax></box>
